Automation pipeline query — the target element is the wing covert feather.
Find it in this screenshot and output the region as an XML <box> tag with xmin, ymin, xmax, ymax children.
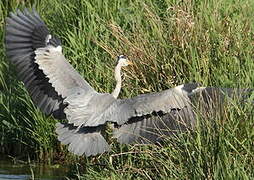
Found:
<box><xmin>113</xmin><ymin>106</ymin><xmax>195</xmax><ymax>144</ymax></box>
<box><xmin>35</xmin><ymin>46</ymin><xmax>95</xmax><ymax>98</ymax></box>
<box><xmin>106</xmin><ymin>87</ymin><xmax>192</xmax><ymax>125</ymax></box>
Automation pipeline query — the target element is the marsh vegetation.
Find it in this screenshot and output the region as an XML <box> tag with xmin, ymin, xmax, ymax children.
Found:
<box><xmin>0</xmin><ymin>0</ymin><xmax>253</xmax><ymax>179</ymax></box>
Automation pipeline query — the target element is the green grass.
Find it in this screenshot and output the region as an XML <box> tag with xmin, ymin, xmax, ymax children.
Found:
<box><xmin>0</xmin><ymin>0</ymin><xmax>254</xmax><ymax>179</ymax></box>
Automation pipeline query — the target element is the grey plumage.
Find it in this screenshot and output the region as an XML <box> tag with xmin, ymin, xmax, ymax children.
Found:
<box><xmin>5</xmin><ymin>8</ymin><xmax>63</xmax><ymax>119</ymax></box>
<box><xmin>113</xmin><ymin>106</ymin><xmax>195</xmax><ymax>144</ymax></box>
<box><xmin>5</xmin><ymin>9</ymin><xmax>253</xmax><ymax>156</ymax></box>
<box><xmin>55</xmin><ymin>123</ymin><xmax>109</xmax><ymax>156</ymax></box>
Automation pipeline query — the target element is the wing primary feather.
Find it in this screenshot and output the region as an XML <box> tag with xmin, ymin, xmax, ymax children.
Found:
<box><xmin>5</xmin><ymin>9</ymin><xmax>66</xmax><ymax>118</ymax></box>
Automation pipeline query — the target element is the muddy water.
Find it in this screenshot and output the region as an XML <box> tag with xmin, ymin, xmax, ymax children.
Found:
<box><xmin>0</xmin><ymin>156</ymin><xmax>68</xmax><ymax>180</ymax></box>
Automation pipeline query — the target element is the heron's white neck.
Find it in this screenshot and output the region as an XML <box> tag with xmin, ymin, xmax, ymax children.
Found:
<box><xmin>112</xmin><ymin>64</ymin><xmax>122</xmax><ymax>98</ymax></box>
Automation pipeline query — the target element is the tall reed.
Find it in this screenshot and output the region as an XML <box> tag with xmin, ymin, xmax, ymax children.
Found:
<box><xmin>0</xmin><ymin>0</ymin><xmax>253</xmax><ymax>178</ymax></box>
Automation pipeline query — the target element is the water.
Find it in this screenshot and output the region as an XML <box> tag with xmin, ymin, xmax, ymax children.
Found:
<box><xmin>0</xmin><ymin>156</ymin><xmax>68</xmax><ymax>180</ymax></box>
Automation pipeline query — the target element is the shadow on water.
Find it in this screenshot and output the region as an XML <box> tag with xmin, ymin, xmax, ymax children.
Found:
<box><xmin>0</xmin><ymin>156</ymin><xmax>68</xmax><ymax>180</ymax></box>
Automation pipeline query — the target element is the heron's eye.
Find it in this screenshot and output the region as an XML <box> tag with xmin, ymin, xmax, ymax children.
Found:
<box><xmin>117</xmin><ymin>55</ymin><xmax>127</xmax><ymax>60</ymax></box>
<box><xmin>121</xmin><ymin>55</ymin><xmax>127</xmax><ymax>59</ymax></box>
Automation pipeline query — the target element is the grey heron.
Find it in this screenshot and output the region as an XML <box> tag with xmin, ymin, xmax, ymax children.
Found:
<box><xmin>5</xmin><ymin>9</ymin><xmax>253</xmax><ymax>156</ymax></box>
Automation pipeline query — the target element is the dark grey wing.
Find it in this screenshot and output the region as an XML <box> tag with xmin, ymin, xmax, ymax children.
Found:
<box><xmin>5</xmin><ymin>9</ymin><xmax>63</xmax><ymax>117</ymax></box>
<box><xmin>189</xmin><ymin>87</ymin><xmax>254</xmax><ymax>110</ymax></box>
<box><xmin>108</xmin><ymin>84</ymin><xmax>198</xmax><ymax>125</ymax></box>
<box><xmin>5</xmin><ymin>9</ymin><xmax>95</xmax><ymax>118</ymax></box>
<box><xmin>112</xmin><ymin>85</ymin><xmax>253</xmax><ymax>144</ymax></box>
<box><xmin>111</xmin><ymin>84</ymin><xmax>198</xmax><ymax>144</ymax></box>
<box><xmin>5</xmin><ymin>9</ymin><xmax>111</xmax><ymax>157</ymax></box>
<box><xmin>56</xmin><ymin>123</ymin><xmax>110</xmax><ymax>156</ymax></box>
<box><xmin>113</xmin><ymin>106</ymin><xmax>195</xmax><ymax>144</ymax></box>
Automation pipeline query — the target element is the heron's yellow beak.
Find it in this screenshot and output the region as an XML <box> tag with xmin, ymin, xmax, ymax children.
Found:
<box><xmin>127</xmin><ymin>60</ymin><xmax>133</xmax><ymax>65</ymax></box>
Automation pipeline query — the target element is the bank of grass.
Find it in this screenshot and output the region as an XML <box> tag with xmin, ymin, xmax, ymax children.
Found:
<box><xmin>0</xmin><ymin>0</ymin><xmax>253</xmax><ymax>179</ymax></box>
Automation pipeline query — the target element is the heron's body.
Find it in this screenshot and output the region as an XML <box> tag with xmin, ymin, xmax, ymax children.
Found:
<box><xmin>5</xmin><ymin>9</ymin><xmax>253</xmax><ymax>156</ymax></box>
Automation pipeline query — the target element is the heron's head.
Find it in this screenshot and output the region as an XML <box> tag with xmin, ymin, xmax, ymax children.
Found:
<box><xmin>116</xmin><ymin>55</ymin><xmax>133</xmax><ymax>67</ymax></box>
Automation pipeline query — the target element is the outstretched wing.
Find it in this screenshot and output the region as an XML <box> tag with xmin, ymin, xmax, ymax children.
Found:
<box><xmin>113</xmin><ymin>106</ymin><xmax>195</xmax><ymax>144</ymax></box>
<box><xmin>110</xmin><ymin>84</ymin><xmax>198</xmax><ymax>143</ymax></box>
<box><xmin>5</xmin><ymin>9</ymin><xmax>95</xmax><ymax>118</ymax></box>
<box><xmin>5</xmin><ymin>9</ymin><xmax>111</xmax><ymax>156</ymax></box>
<box><xmin>112</xmin><ymin>85</ymin><xmax>253</xmax><ymax>144</ymax></box>
<box><xmin>107</xmin><ymin>84</ymin><xmax>198</xmax><ymax>125</ymax></box>
<box><xmin>189</xmin><ymin>86</ymin><xmax>254</xmax><ymax>112</ymax></box>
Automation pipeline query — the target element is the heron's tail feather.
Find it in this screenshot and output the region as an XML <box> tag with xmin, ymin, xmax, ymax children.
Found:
<box><xmin>56</xmin><ymin>123</ymin><xmax>110</xmax><ymax>156</ymax></box>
